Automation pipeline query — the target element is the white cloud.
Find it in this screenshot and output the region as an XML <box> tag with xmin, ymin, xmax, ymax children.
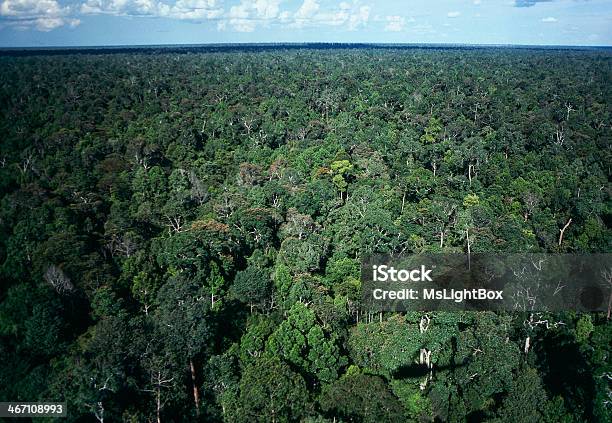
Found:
<box><xmin>292</xmin><ymin>0</ymin><xmax>319</xmax><ymax>27</ymax></box>
<box><xmin>447</xmin><ymin>11</ymin><xmax>460</xmax><ymax>18</ymax></box>
<box><xmin>1</xmin><ymin>0</ymin><xmax>374</xmax><ymax>34</ymax></box>
<box><xmin>81</xmin><ymin>0</ymin><xmax>162</xmax><ymax>16</ymax></box>
<box><xmin>79</xmin><ymin>0</ymin><xmax>103</xmax><ymax>14</ymax></box>
<box><xmin>384</xmin><ymin>15</ymin><xmax>404</xmax><ymax>32</ymax></box>
<box><xmin>1</xmin><ymin>0</ymin><xmax>61</xmax><ymax>17</ymax></box>
<box><xmin>0</xmin><ymin>0</ymin><xmax>80</xmax><ymax>31</ymax></box>
<box><xmin>81</xmin><ymin>0</ymin><xmax>223</xmax><ymax>20</ymax></box>
<box><xmin>289</xmin><ymin>0</ymin><xmax>370</xmax><ymax>30</ymax></box>
<box><xmin>220</xmin><ymin>0</ymin><xmax>281</xmax><ymax>32</ymax></box>
<box><xmin>36</xmin><ymin>16</ymin><xmax>63</xmax><ymax>30</ymax></box>
<box><xmin>348</xmin><ymin>5</ymin><xmax>369</xmax><ymax>30</ymax></box>
<box><xmin>253</xmin><ymin>0</ymin><xmax>281</xmax><ymax>20</ymax></box>
<box><xmin>541</xmin><ymin>16</ymin><xmax>557</xmax><ymax>22</ymax></box>
<box><xmin>164</xmin><ymin>0</ymin><xmax>223</xmax><ymax>20</ymax></box>
<box><xmin>78</xmin><ymin>0</ymin><xmax>369</xmax><ymax>34</ymax></box>
<box><xmin>295</xmin><ymin>0</ymin><xmax>319</xmax><ymax>20</ymax></box>
<box><xmin>473</xmin><ymin>0</ymin><xmax>481</xmax><ymax>5</ymax></box>
<box><xmin>227</xmin><ymin>1</ymin><xmax>255</xmax><ymax>32</ymax></box>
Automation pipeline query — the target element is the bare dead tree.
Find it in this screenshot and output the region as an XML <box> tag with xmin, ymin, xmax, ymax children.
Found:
<box><xmin>558</xmin><ymin>218</ymin><xmax>572</xmax><ymax>246</ymax></box>
<box><xmin>18</xmin><ymin>153</ymin><xmax>34</xmax><ymax>174</ymax></box>
<box><xmin>143</xmin><ymin>370</ymin><xmax>175</xmax><ymax>423</ymax></box>
<box><xmin>554</xmin><ymin>126</ymin><xmax>565</xmax><ymax>146</ymax></box>
<box><xmin>214</xmin><ymin>191</ymin><xmax>236</xmax><ymax>219</ymax></box>
<box><xmin>165</xmin><ymin>215</ymin><xmax>185</xmax><ymax>234</ymax></box>
<box><xmin>522</xmin><ymin>192</ymin><xmax>540</xmax><ymax>221</ymax></box>
<box><xmin>84</xmin><ymin>376</ymin><xmax>114</xmax><ymax>423</ymax></box>
<box><xmin>107</xmin><ymin>233</ymin><xmax>138</xmax><ymax>258</ymax></box>
<box><xmin>565</xmin><ymin>102</ymin><xmax>574</xmax><ymax>121</ymax></box>
<box><xmin>466</xmin><ymin>228</ymin><xmax>472</xmax><ymax>270</ymax></box>
<box><xmin>44</xmin><ymin>265</ymin><xmax>74</xmax><ymax>294</ymax></box>
<box><xmin>255</xmin><ymin>129</ymin><xmax>268</xmax><ymax>147</ymax></box>
<box><xmin>85</xmin><ymin>402</ymin><xmax>104</xmax><ymax>423</ymax></box>
<box><xmin>188</xmin><ymin>171</ymin><xmax>208</xmax><ymax>205</ymax></box>
<box><xmin>134</xmin><ymin>152</ymin><xmax>151</xmax><ymax>171</ymax></box>
<box><xmin>242</xmin><ymin>116</ymin><xmax>255</xmax><ymax>135</ymax></box>
<box><xmin>419</xmin><ymin>315</ymin><xmax>431</xmax><ymax>334</ymax></box>
<box><xmin>468</xmin><ymin>163</ymin><xmax>475</xmax><ymax>185</ymax></box>
<box><xmin>418</xmin><ymin>314</ymin><xmax>433</xmax><ymax>390</ymax></box>
<box><xmin>523</xmin><ymin>312</ymin><xmax>565</xmax><ymax>353</ymax></box>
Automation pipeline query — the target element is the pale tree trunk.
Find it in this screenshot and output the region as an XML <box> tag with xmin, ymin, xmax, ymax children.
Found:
<box><xmin>147</xmin><ymin>370</ymin><xmax>173</xmax><ymax>423</ymax></box>
<box><xmin>156</xmin><ymin>385</ymin><xmax>161</xmax><ymax>423</ymax></box>
<box><xmin>466</xmin><ymin>228</ymin><xmax>471</xmax><ymax>270</ymax></box>
<box><xmin>468</xmin><ymin>164</ymin><xmax>473</xmax><ymax>185</ymax></box>
<box><xmin>190</xmin><ymin>359</ymin><xmax>200</xmax><ymax>417</ymax></box>
<box><xmin>419</xmin><ymin>315</ymin><xmax>433</xmax><ymax>390</ymax></box>
<box><xmin>558</xmin><ymin>218</ymin><xmax>572</xmax><ymax>246</ymax></box>
<box><xmin>93</xmin><ymin>402</ymin><xmax>104</xmax><ymax>423</ymax></box>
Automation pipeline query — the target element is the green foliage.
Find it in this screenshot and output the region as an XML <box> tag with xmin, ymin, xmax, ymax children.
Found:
<box><xmin>266</xmin><ymin>302</ymin><xmax>346</xmax><ymax>384</ymax></box>
<box><xmin>319</xmin><ymin>373</ymin><xmax>406</xmax><ymax>422</ymax></box>
<box><xmin>390</xmin><ymin>379</ymin><xmax>433</xmax><ymax>421</ymax></box>
<box><xmin>488</xmin><ymin>367</ymin><xmax>549</xmax><ymax>423</ymax></box>
<box><xmin>155</xmin><ymin>276</ymin><xmax>215</xmax><ymax>358</ymax></box>
<box><xmin>230</xmin><ymin>265</ymin><xmax>272</xmax><ymax>311</ymax></box>
<box><xmin>420</xmin><ymin>117</ymin><xmax>443</xmax><ymax>144</ymax></box>
<box><xmin>575</xmin><ymin>314</ymin><xmax>594</xmax><ymax>344</ymax></box>
<box><xmin>330</xmin><ymin>159</ymin><xmax>353</xmax><ymax>193</ymax></box>
<box><xmin>463</xmin><ymin>193</ymin><xmax>480</xmax><ymax>208</ymax></box>
<box><xmin>232</xmin><ymin>356</ymin><xmax>310</xmax><ymax>422</ymax></box>
<box><xmin>0</xmin><ymin>47</ymin><xmax>609</xmax><ymax>423</ymax></box>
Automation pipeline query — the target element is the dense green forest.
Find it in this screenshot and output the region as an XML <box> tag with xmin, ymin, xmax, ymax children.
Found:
<box><xmin>0</xmin><ymin>47</ymin><xmax>611</xmax><ymax>422</ymax></box>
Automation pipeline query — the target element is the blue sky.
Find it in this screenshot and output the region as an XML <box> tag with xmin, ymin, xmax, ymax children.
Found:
<box><xmin>0</xmin><ymin>0</ymin><xmax>611</xmax><ymax>47</ymax></box>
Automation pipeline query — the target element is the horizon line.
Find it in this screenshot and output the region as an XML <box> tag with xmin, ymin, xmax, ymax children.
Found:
<box><xmin>1</xmin><ymin>41</ymin><xmax>611</xmax><ymax>51</ymax></box>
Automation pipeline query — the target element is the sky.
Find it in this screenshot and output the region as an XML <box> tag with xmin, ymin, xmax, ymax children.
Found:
<box><xmin>0</xmin><ymin>0</ymin><xmax>611</xmax><ymax>47</ymax></box>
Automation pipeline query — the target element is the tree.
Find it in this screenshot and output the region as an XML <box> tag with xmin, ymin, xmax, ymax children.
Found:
<box><xmin>319</xmin><ymin>373</ymin><xmax>406</xmax><ymax>423</ymax></box>
<box><xmin>330</xmin><ymin>159</ymin><xmax>353</xmax><ymax>200</ymax></box>
<box><xmin>232</xmin><ymin>356</ymin><xmax>309</xmax><ymax>423</ymax></box>
<box><xmin>155</xmin><ymin>277</ymin><xmax>216</xmax><ymax>417</ymax></box>
<box><xmin>230</xmin><ymin>266</ymin><xmax>272</xmax><ymax>313</ymax></box>
<box><xmin>266</xmin><ymin>302</ymin><xmax>346</xmax><ymax>385</ymax></box>
<box><xmin>488</xmin><ymin>367</ymin><xmax>549</xmax><ymax>423</ymax></box>
<box><xmin>420</xmin><ymin>117</ymin><xmax>443</xmax><ymax>144</ymax></box>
